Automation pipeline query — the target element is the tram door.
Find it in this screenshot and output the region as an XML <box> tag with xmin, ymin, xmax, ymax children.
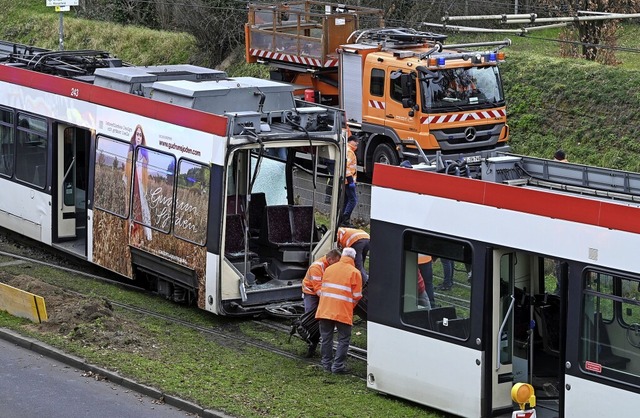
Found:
<box><xmin>490</xmin><ymin>250</ymin><xmax>516</xmax><ymax>413</ymax></box>
<box><xmin>490</xmin><ymin>250</ymin><xmax>562</xmax><ymax>417</ymax></box>
<box><xmin>54</xmin><ymin>124</ymin><xmax>89</xmax><ymax>254</ymax></box>
<box><xmin>490</xmin><ymin>250</ymin><xmax>537</xmax><ymax>414</ymax></box>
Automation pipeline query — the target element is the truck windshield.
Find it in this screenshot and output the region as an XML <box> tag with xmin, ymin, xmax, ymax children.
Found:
<box><xmin>422</xmin><ymin>66</ymin><xmax>504</xmax><ymax>111</ymax></box>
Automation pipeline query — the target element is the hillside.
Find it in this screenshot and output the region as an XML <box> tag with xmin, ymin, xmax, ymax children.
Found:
<box><xmin>3</xmin><ymin>1</ymin><xmax>640</xmax><ymax>172</ymax></box>
<box><xmin>0</xmin><ymin>1</ymin><xmax>197</xmax><ymax>65</ymax></box>
<box><xmin>504</xmin><ymin>52</ymin><xmax>640</xmax><ymax>171</ymax></box>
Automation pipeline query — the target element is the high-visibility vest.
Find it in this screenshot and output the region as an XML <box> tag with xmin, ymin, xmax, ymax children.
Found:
<box><xmin>337</xmin><ymin>227</ymin><xmax>369</xmax><ymax>249</ymax></box>
<box><xmin>345</xmin><ymin>143</ymin><xmax>357</xmax><ymax>183</ymax></box>
<box><xmin>315</xmin><ymin>256</ymin><xmax>362</xmax><ymax>325</ymax></box>
<box><xmin>302</xmin><ymin>256</ymin><xmax>328</xmax><ymax>295</ymax></box>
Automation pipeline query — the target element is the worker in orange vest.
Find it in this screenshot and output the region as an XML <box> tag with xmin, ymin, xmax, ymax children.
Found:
<box><xmin>301</xmin><ymin>249</ymin><xmax>341</xmax><ymax>357</ymax></box>
<box><xmin>303</xmin><ymin>249</ymin><xmax>342</xmax><ymax>312</ymax></box>
<box><xmin>337</xmin><ymin>227</ymin><xmax>369</xmax><ymax>282</ymax></box>
<box><xmin>316</xmin><ymin>247</ymin><xmax>363</xmax><ymax>374</ymax></box>
<box><xmin>342</xmin><ymin>135</ymin><xmax>359</xmax><ymax>227</ymax></box>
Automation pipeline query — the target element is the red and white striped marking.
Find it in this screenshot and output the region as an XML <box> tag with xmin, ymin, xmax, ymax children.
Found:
<box><xmin>421</xmin><ymin>109</ymin><xmax>505</xmax><ymax>124</ymax></box>
<box><xmin>368</xmin><ymin>100</ymin><xmax>386</xmax><ymax>109</ymax></box>
<box><xmin>249</xmin><ymin>48</ymin><xmax>338</xmax><ymax>68</ymax></box>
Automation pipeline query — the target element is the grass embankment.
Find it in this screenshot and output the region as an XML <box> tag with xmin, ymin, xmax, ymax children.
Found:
<box><xmin>0</xmin><ymin>0</ymin><xmax>196</xmax><ymax>65</ymax></box>
<box><xmin>449</xmin><ymin>27</ymin><xmax>640</xmax><ymax>171</ymax></box>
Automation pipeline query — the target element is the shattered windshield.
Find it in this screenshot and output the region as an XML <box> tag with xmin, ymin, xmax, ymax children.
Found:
<box><xmin>422</xmin><ymin>66</ymin><xmax>504</xmax><ymax>111</ymax></box>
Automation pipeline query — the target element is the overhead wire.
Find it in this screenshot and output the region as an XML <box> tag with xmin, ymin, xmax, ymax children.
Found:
<box><xmin>68</xmin><ymin>0</ymin><xmax>640</xmax><ymax>55</ymax></box>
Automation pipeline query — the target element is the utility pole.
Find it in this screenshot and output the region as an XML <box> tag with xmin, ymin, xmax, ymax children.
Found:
<box><xmin>58</xmin><ymin>8</ymin><xmax>66</xmax><ymax>50</ymax></box>
<box><xmin>46</xmin><ymin>1</ymin><xmax>78</xmax><ymax>51</ymax></box>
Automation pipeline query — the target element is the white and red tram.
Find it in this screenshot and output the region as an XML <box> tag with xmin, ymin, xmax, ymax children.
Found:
<box><xmin>0</xmin><ymin>42</ymin><xmax>346</xmax><ymax>316</ymax></box>
<box><xmin>368</xmin><ymin>156</ymin><xmax>640</xmax><ymax>417</ymax></box>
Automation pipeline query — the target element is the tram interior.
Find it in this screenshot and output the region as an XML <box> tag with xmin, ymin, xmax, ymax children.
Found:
<box><xmin>223</xmin><ymin>145</ymin><xmax>337</xmax><ymax>308</ymax></box>
<box><xmin>506</xmin><ymin>255</ymin><xmax>562</xmax><ymax>402</ymax></box>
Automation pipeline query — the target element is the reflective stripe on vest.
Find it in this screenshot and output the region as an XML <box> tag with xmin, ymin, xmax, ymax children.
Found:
<box><xmin>321</xmin><ymin>282</ymin><xmax>357</xmax><ymax>303</ymax></box>
<box><xmin>345</xmin><ymin>231</ymin><xmax>369</xmax><ymax>247</ymax></box>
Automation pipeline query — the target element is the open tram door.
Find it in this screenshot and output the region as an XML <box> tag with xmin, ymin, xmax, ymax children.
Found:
<box><xmin>53</xmin><ymin>123</ymin><xmax>90</xmax><ymax>257</ymax></box>
<box><xmin>489</xmin><ymin>249</ymin><xmax>563</xmax><ymax>417</ymax></box>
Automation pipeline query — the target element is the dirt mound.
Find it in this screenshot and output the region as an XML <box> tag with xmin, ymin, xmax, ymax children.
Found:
<box><xmin>2</xmin><ymin>274</ymin><xmax>158</xmax><ymax>354</ymax></box>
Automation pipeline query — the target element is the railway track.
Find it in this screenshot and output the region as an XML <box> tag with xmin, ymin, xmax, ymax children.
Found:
<box><xmin>0</xmin><ymin>237</ymin><xmax>368</xmax><ymax>371</ymax></box>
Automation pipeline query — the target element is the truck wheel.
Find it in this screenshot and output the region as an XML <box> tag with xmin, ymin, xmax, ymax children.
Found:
<box><xmin>372</xmin><ymin>143</ymin><xmax>400</xmax><ymax>167</ymax></box>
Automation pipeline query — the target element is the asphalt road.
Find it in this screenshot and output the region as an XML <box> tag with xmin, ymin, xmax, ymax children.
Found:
<box><xmin>0</xmin><ymin>338</ymin><xmax>195</xmax><ymax>418</ymax></box>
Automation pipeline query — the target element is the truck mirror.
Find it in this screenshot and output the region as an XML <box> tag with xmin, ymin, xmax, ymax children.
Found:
<box><xmin>400</xmin><ymin>74</ymin><xmax>415</xmax><ymax>108</ymax></box>
<box><xmin>402</xmin><ymin>98</ymin><xmax>414</xmax><ymax>108</ymax></box>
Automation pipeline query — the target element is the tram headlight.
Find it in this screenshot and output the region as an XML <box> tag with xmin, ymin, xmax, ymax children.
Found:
<box><xmin>511</xmin><ymin>382</ymin><xmax>536</xmax><ymax>410</ymax></box>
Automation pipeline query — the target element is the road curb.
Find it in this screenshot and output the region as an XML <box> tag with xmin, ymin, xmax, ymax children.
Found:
<box><xmin>0</xmin><ymin>327</ymin><xmax>235</xmax><ymax>418</ymax></box>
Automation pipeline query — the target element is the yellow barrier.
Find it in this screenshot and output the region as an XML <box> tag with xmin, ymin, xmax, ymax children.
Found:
<box><xmin>0</xmin><ymin>282</ymin><xmax>48</xmax><ymax>323</ymax></box>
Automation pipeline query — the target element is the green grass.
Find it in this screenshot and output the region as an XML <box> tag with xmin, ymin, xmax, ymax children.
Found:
<box><xmin>0</xmin><ymin>242</ymin><xmax>441</xmax><ymax>417</ymax></box>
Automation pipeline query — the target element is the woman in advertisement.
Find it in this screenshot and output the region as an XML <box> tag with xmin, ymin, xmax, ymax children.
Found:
<box><xmin>126</xmin><ymin>124</ymin><xmax>153</xmax><ymax>243</ymax></box>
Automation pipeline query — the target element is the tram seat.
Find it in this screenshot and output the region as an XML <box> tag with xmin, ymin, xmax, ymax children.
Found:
<box><xmin>585</xmin><ymin>312</ymin><xmax>631</xmax><ymax>370</ymax></box>
<box><xmin>226</xmin><ymin>193</ymin><xmax>267</xmax><ymax>239</ymax></box>
<box><xmin>435</xmin><ymin>318</ymin><xmax>469</xmax><ymax>339</ymax></box>
<box><xmin>261</xmin><ymin>204</ymin><xmax>316</xmax><ymax>255</ymax></box>
<box><xmin>248</xmin><ymin>192</ymin><xmax>266</xmax><ymax>238</ymax></box>
<box><xmin>227</xmin><ymin>195</ymin><xmax>245</xmax><ymax>215</ymax></box>
<box><xmin>291</xmin><ymin>205</ymin><xmax>315</xmax><ymax>243</ymax></box>
<box><xmin>428</xmin><ymin>306</ymin><xmax>457</xmax><ymax>331</ymax></box>
<box><xmin>514</xmin><ymin>286</ymin><xmax>532</xmax><ymax>346</ymax></box>
<box><xmin>263</xmin><ymin>205</ymin><xmax>292</xmax><ymax>245</ymax></box>
<box><xmin>534</xmin><ymin>297</ymin><xmax>561</xmax><ymax>357</ymax></box>
<box><xmin>224</xmin><ymin>214</ymin><xmax>257</xmax><ymax>261</ymax></box>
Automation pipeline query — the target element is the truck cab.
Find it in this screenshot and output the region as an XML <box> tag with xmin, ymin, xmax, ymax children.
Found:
<box><xmin>341</xmin><ymin>30</ymin><xmax>511</xmax><ymax>175</ymax></box>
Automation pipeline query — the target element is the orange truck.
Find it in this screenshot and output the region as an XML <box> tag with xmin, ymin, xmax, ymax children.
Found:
<box><xmin>246</xmin><ymin>1</ymin><xmax>511</xmax><ymax>176</ymax></box>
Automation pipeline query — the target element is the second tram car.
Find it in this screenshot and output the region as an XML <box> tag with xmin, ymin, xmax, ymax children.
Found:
<box><xmin>368</xmin><ymin>156</ymin><xmax>640</xmax><ymax>417</ymax></box>
<box><xmin>0</xmin><ymin>41</ymin><xmax>346</xmax><ymax>316</ymax></box>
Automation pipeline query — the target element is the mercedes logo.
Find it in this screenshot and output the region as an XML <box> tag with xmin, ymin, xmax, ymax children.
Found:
<box><xmin>464</xmin><ymin>127</ymin><xmax>477</xmax><ymax>142</ymax></box>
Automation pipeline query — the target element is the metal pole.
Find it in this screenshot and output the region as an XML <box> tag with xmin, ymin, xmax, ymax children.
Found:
<box><xmin>59</xmin><ymin>12</ymin><xmax>64</xmax><ymax>51</ymax></box>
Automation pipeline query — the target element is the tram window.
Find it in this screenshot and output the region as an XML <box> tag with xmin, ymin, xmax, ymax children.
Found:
<box><xmin>620</xmin><ymin>277</ymin><xmax>640</xmax><ymax>327</ymax></box>
<box><xmin>401</xmin><ymin>232</ymin><xmax>472</xmax><ymax>339</ymax></box>
<box><xmin>580</xmin><ymin>271</ymin><xmax>639</xmax><ymax>380</ymax></box>
<box><xmin>0</xmin><ymin>108</ymin><xmax>14</xmax><ymax>177</ymax></box>
<box><xmin>15</xmin><ymin>114</ymin><xmax>47</xmax><ymax>187</ymax></box>
<box><xmin>250</xmin><ymin>153</ymin><xmax>287</xmax><ymax>205</ymax></box>
<box><xmin>94</xmin><ymin>136</ymin><xmax>130</xmax><ymax>217</ymax></box>
<box><xmin>174</xmin><ymin>160</ymin><xmax>209</xmax><ymax>245</ymax></box>
<box><xmin>132</xmin><ymin>148</ymin><xmax>175</xmax><ymax>234</ymax></box>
